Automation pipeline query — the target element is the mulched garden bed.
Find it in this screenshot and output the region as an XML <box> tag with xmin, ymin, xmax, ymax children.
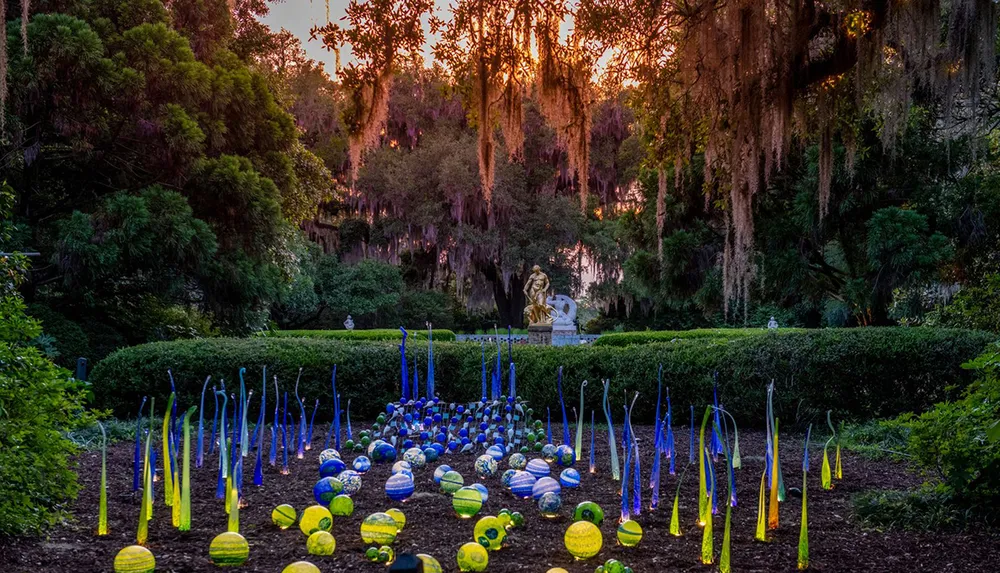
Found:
<box><xmin>2</xmin><ymin>425</ymin><xmax>997</xmax><ymax>572</ymax></box>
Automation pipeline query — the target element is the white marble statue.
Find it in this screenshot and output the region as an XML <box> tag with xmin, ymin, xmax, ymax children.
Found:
<box><xmin>546</xmin><ymin>294</ymin><xmax>577</xmax><ymax>328</ymax></box>
<box><xmin>344</xmin><ymin>315</ymin><xmax>355</xmax><ymax>331</ymax></box>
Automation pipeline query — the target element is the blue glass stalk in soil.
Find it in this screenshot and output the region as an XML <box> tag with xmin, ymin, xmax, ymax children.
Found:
<box><xmin>269</xmin><ymin>378</ymin><xmax>278</xmax><ymax>465</ymax></box>
<box><xmin>711</xmin><ymin>374</ymin><xmax>723</xmax><ymax>458</ymax></box>
<box><xmin>621</xmin><ymin>403</ymin><xmax>632</xmax><ymax>522</ymax></box>
<box><xmin>238</xmin><ymin>368</ymin><xmax>250</xmax><ymax>457</ymax></box>
<box><xmin>546</xmin><ymin>408</ymin><xmax>553</xmax><ymax>444</ymax></box>
<box><xmin>589</xmin><ymin>410</ymin><xmax>596</xmax><ymax>473</ymax></box>
<box><xmin>426</xmin><ymin>323</ymin><xmax>435</xmax><ymax>399</ymax></box>
<box><xmin>399</xmin><ymin>327</ymin><xmax>409</xmax><ymax>401</ymax></box>
<box><xmin>650</xmin><ymin>364</ymin><xmax>664</xmax><ymax>509</ymax></box>
<box><xmin>281</xmin><ymin>392</ymin><xmax>289</xmax><ymax>474</ymax></box>
<box><xmin>689</xmin><ymin>405</ymin><xmax>696</xmax><ymax>464</ymax></box>
<box><xmin>229</xmin><ymin>393</ymin><xmax>239</xmax><ymax>477</ymax></box>
<box><xmin>307</xmin><ymin>399</ymin><xmax>319</xmax><ymax>450</ymax></box>
<box><xmin>557</xmin><ymin>367</ymin><xmax>571</xmax><ymax>445</ymax></box>
<box><xmin>575</xmin><ymin>380</ymin><xmax>588</xmax><ymax>455</ymax></box>
<box><xmin>346</xmin><ymin>399</ymin><xmax>353</xmax><ymax>441</ymax></box>
<box><xmin>253</xmin><ymin>414</ymin><xmax>264</xmax><ymax>487</ymax></box>
<box><xmin>294</xmin><ymin>368</ymin><xmax>306</xmax><ymax>458</ymax></box>
<box><xmin>508</xmin><ymin>362</ymin><xmax>516</xmax><ymax>402</ymax></box>
<box><xmin>133</xmin><ymin>396</ymin><xmax>148</xmax><ymax>491</ymax></box>
<box><xmin>215</xmin><ymin>391</ymin><xmax>228</xmax><ymax>499</ymax></box>
<box><xmin>333</xmin><ymin>369</ymin><xmax>341</xmax><ymax>450</ymax></box>
<box><xmin>197</xmin><ymin>378</ymin><xmax>210</xmax><ymax>468</ymax></box>
<box><xmin>480</xmin><ymin>341</ymin><xmax>487</xmax><ymax>400</ymax></box>
<box><xmin>250</xmin><ymin>368</ymin><xmax>266</xmax><ymax>450</ymax></box>
<box><xmin>209</xmin><ymin>386</ymin><xmax>219</xmax><ymax>455</ymax></box>
<box><xmin>628</xmin><ymin>393</ymin><xmax>642</xmax><ymax>516</ymax></box>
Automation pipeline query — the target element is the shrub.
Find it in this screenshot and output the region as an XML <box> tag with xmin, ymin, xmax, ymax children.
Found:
<box><xmin>593</xmin><ymin>327</ymin><xmax>807</xmax><ymax>346</ymax></box>
<box><xmin>91</xmin><ymin>328</ymin><xmax>992</xmax><ymax>426</ymax></box>
<box><xmin>266</xmin><ymin>328</ymin><xmax>457</xmax><ymax>342</ymax></box>
<box><xmin>853</xmin><ymin>488</ymin><xmax>978</xmax><ymax>531</ymax></box>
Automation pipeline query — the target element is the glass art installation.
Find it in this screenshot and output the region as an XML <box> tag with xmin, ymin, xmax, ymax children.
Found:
<box><xmin>299</xmin><ymin>505</ymin><xmax>333</xmax><ymax>536</ymax></box>
<box><xmin>113</xmin><ymin>545</ymin><xmax>155</xmax><ymax>573</ymax></box>
<box><xmin>573</xmin><ymin>501</ymin><xmax>605</xmax><ymax>525</ymax></box>
<box><xmin>306</xmin><ymin>530</ymin><xmax>336</xmax><ymax>555</ymax></box>
<box><xmin>616</xmin><ymin>519</ymin><xmax>643</xmax><ymax>547</ymax></box>
<box><xmin>453</xmin><ymin>486</ymin><xmax>484</xmax><ymax>518</ymax></box>
<box><xmin>457</xmin><ymin>541</ymin><xmax>489</xmax><ymax>571</ymax></box>
<box><xmin>474</xmin><ymin>515</ymin><xmax>507</xmax><ymax>550</ymax></box>
<box><xmin>385</xmin><ymin>508</ymin><xmax>407</xmax><ymax>531</ymax></box>
<box><xmin>360</xmin><ymin>512</ymin><xmax>398</xmax><ymax>545</ymax></box>
<box><xmin>330</xmin><ymin>494</ymin><xmax>355</xmax><ymax>517</ymax></box>
<box><xmin>564</xmin><ymin>520</ymin><xmax>603</xmax><ymax>560</ymax></box>
<box><xmin>538</xmin><ymin>491</ymin><xmax>562</xmax><ymax>517</ymax></box>
<box><xmin>208</xmin><ymin>531</ymin><xmax>250</xmax><ymax>567</ymax></box>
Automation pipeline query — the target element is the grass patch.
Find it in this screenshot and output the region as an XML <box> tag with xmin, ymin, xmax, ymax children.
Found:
<box><xmin>840</xmin><ymin>419</ymin><xmax>912</xmax><ymax>460</ymax></box>
<box><xmin>853</xmin><ymin>487</ymin><xmax>996</xmax><ymax>531</ymax></box>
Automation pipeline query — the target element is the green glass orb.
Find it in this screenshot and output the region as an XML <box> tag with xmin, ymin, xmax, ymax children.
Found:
<box><xmin>440</xmin><ymin>470</ymin><xmax>465</xmax><ymax>494</ymax></box>
<box><xmin>345</xmin><ymin>439</ymin><xmax>355</xmax><ymax>450</ymax></box>
<box><xmin>603</xmin><ymin>559</ymin><xmax>626</xmax><ymax>573</ymax></box>
<box><xmin>281</xmin><ymin>562</ymin><xmax>320</xmax><ymax>573</ymax></box>
<box><xmin>573</xmin><ymin>501</ymin><xmax>605</xmax><ymax>526</ymax></box>
<box><xmin>208</xmin><ymin>532</ymin><xmax>250</xmax><ymax>567</ymax></box>
<box><xmin>113</xmin><ymin>545</ymin><xmax>155</xmax><ymax>573</ymax></box>
<box><xmin>361</xmin><ymin>436</ymin><xmax>372</xmax><ymax>447</ymax></box>
<box><xmin>377</xmin><ymin>414</ymin><xmax>386</xmax><ymax>424</ymax></box>
<box><xmin>497</xmin><ymin>512</ymin><xmax>512</xmax><ymax>530</ymax></box>
<box><xmin>473</xmin><ymin>516</ymin><xmax>507</xmax><ymax>551</ymax></box>
<box><xmin>417</xmin><ymin>554</ymin><xmax>444</xmax><ymax>573</ymax></box>
<box><xmin>360</xmin><ymin>512</ymin><xmax>398</xmax><ymax>545</ymax></box>
<box><xmin>378</xmin><ymin>545</ymin><xmax>394</xmax><ymax>563</ymax></box>
<box><xmin>526</xmin><ymin>432</ymin><xmax>537</xmax><ymax>443</ymax></box>
<box><xmin>365</xmin><ymin>547</ymin><xmax>379</xmax><ymax>561</ymax></box>
<box><xmin>306</xmin><ymin>531</ymin><xmax>336</xmax><ymax>556</ymax></box>
<box><xmin>299</xmin><ymin>505</ymin><xmax>333</xmax><ymax>536</ymax></box>
<box><xmin>533</xmin><ymin>442</ymin><xmax>544</xmax><ymax>452</ymax></box>
<box><xmin>616</xmin><ymin>520</ymin><xmax>643</xmax><ymax>547</ymax></box>
<box><xmin>520</xmin><ymin>446</ymin><xmax>530</xmax><ymax>454</ymax></box>
<box><xmin>272</xmin><ymin>503</ymin><xmax>297</xmax><ymax>529</ymax></box>
<box><xmin>456</xmin><ymin>542</ymin><xmax>489</xmax><ymax>572</ymax></box>
<box><xmin>564</xmin><ymin>520</ymin><xmax>603</xmax><ymax>560</ymax></box>
<box><xmin>329</xmin><ymin>494</ymin><xmax>354</xmax><ymax>517</ymax></box>
<box><xmin>510</xmin><ymin>511</ymin><xmax>525</xmax><ymax>528</ymax></box>
<box><xmin>385</xmin><ymin>507</ymin><xmax>406</xmax><ymax>531</ymax></box>
<box><xmin>453</xmin><ymin>487</ymin><xmax>484</xmax><ymax>518</ymax></box>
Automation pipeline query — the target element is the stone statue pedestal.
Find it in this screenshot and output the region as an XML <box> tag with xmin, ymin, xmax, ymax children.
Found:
<box><xmin>528</xmin><ymin>324</ymin><xmax>553</xmax><ymax>345</ymax></box>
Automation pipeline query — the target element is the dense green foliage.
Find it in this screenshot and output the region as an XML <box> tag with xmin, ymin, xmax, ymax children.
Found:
<box><xmin>267</xmin><ymin>329</ymin><xmax>457</xmax><ymax>342</ymax></box>
<box><xmin>592</xmin><ymin>328</ymin><xmax>806</xmax><ymax>346</ymax></box>
<box><xmin>92</xmin><ymin>328</ymin><xmax>993</xmax><ymax>425</ymax></box>
<box><xmin>0</xmin><ymin>184</ymin><xmax>93</xmax><ymax>536</ymax></box>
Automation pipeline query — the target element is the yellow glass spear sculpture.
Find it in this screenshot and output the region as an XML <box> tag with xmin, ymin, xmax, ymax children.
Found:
<box><xmin>768</xmin><ymin>417</ymin><xmax>780</xmax><ymax>530</ymax></box>
<box><xmin>821</xmin><ymin>411</ymin><xmax>835</xmax><ymax>490</ymax></box>
<box><xmin>162</xmin><ymin>392</ymin><xmax>175</xmax><ymax>507</ymax></box>
<box><xmin>697</xmin><ymin>406</ymin><xmax>712</xmax><ymax>565</ymax></box>
<box><xmin>754</xmin><ymin>468</ymin><xmax>768</xmax><ymax>542</ymax></box>
<box><xmin>137</xmin><ymin>411</ymin><xmax>153</xmax><ymax>545</ymax></box>
<box><xmin>180</xmin><ymin>406</ymin><xmax>196</xmax><ymax>531</ymax></box>
<box><xmin>799</xmin><ymin>425</ymin><xmax>812</xmax><ymax>570</ymax></box>
<box><xmin>228</xmin><ymin>458</ymin><xmax>240</xmax><ymax>532</ymax></box>
<box><xmin>98</xmin><ymin>421</ymin><xmax>108</xmax><ymax>536</ymax></box>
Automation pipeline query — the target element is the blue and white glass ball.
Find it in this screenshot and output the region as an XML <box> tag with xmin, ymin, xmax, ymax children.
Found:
<box><xmin>392</xmin><ymin>461</ymin><xmax>412</xmax><ymax>474</ymax></box>
<box><xmin>433</xmin><ymin>465</ymin><xmax>452</xmax><ymax>484</ymax></box>
<box><xmin>509</xmin><ymin>471</ymin><xmax>537</xmax><ymax>499</ymax></box>
<box><xmin>471</xmin><ymin>482</ymin><xmax>489</xmax><ymax>503</ymax></box>
<box><xmin>474</xmin><ymin>455</ymin><xmax>499</xmax><ymax>479</ymax></box>
<box><xmin>352</xmin><ymin>456</ymin><xmax>372</xmax><ymax>473</ymax></box>
<box><xmin>485</xmin><ymin>445</ymin><xmax>506</xmax><ymax>461</ymax></box>
<box><xmin>555</xmin><ymin>445</ymin><xmax>576</xmax><ymax>467</ymax></box>
<box><xmin>319</xmin><ymin>458</ymin><xmax>346</xmax><ymax>478</ymax></box>
<box><xmin>372</xmin><ymin>442</ymin><xmax>397</xmax><ymax>463</ymax></box>
<box><xmin>500</xmin><ymin>469</ymin><xmax>517</xmax><ymax>489</ymax></box>
<box><xmin>537</xmin><ymin>491</ymin><xmax>562</xmax><ymax>517</ymax></box>
<box><xmin>508</xmin><ymin>453</ymin><xmax>527</xmax><ymax>470</ymax></box>
<box><xmin>559</xmin><ymin>468</ymin><xmax>581</xmax><ymax>488</ymax></box>
<box><xmin>337</xmin><ymin>470</ymin><xmax>363</xmax><ymax>496</ymax></box>
<box><xmin>531</xmin><ymin>476</ymin><xmax>561</xmax><ymax>500</ymax></box>
<box><xmin>526</xmin><ymin>458</ymin><xmax>550</xmax><ymax>478</ymax></box>
<box><xmin>385</xmin><ymin>473</ymin><xmax>415</xmax><ymax>502</ymax></box>
<box><xmin>423</xmin><ymin>447</ymin><xmax>439</xmax><ymax>463</ymax></box>
<box><xmin>318</xmin><ymin>449</ymin><xmax>341</xmax><ymax>464</ymax></box>
<box><xmin>403</xmin><ymin>447</ymin><xmax>427</xmax><ymax>468</ymax></box>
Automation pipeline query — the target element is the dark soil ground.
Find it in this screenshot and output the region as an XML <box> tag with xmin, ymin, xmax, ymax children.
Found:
<box><xmin>2</xmin><ymin>424</ymin><xmax>998</xmax><ymax>572</ymax></box>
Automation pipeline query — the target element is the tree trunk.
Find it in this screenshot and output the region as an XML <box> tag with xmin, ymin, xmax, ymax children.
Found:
<box><xmin>486</xmin><ymin>264</ymin><xmax>526</xmax><ymax>329</ymax></box>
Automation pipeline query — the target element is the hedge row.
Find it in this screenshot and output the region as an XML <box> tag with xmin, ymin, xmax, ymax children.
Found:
<box><xmin>593</xmin><ymin>328</ymin><xmax>807</xmax><ymax>346</ymax></box>
<box><xmin>265</xmin><ymin>329</ymin><xmax>457</xmax><ymax>342</ymax></box>
<box><xmin>91</xmin><ymin>328</ymin><xmax>995</xmax><ymax>427</ymax></box>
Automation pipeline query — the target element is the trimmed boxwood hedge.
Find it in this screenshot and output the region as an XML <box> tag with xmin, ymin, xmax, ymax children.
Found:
<box><xmin>92</xmin><ymin>328</ymin><xmax>995</xmax><ymax>426</ymax></box>
<box><xmin>593</xmin><ymin>328</ymin><xmax>807</xmax><ymax>346</ymax></box>
<box><xmin>265</xmin><ymin>329</ymin><xmax>457</xmax><ymax>341</ymax></box>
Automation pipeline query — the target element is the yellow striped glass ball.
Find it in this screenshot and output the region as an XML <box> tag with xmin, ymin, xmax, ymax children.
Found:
<box><xmin>616</xmin><ymin>519</ymin><xmax>643</xmax><ymax>547</ymax></box>
<box><xmin>271</xmin><ymin>504</ymin><xmax>297</xmax><ymax>529</ymax></box>
<box><xmin>281</xmin><ymin>562</ymin><xmax>320</xmax><ymax>573</ymax></box>
<box><xmin>456</xmin><ymin>542</ymin><xmax>489</xmax><ymax>572</ymax></box>
<box><xmin>564</xmin><ymin>520</ymin><xmax>603</xmax><ymax>560</ymax></box>
<box><xmin>385</xmin><ymin>507</ymin><xmax>406</xmax><ymax>531</ymax></box>
<box><xmin>299</xmin><ymin>505</ymin><xmax>333</xmax><ymax>536</ymax></box>
<box><xmin>417</xmin><ymin>554</ymin><xmax>444</xmax><ymax>573</ymax></box>
<box><xmin>360</xmin><ymin>512</ymin><xmax>398</xmax><ymax>545</ymax></box>
<box><xmin>306</xmin><ymin>531</ymin><xmax>336</xmax><ymax>555</ymax></box>
<box><xmin>208</xmin><ymin>532</ymin><xmax>250</xmax><ymax>567</ymax></box>
<box><xmin>113</xmin><ymin>545</ymin><xmax>155</xmax><ymax>573</ymax></box>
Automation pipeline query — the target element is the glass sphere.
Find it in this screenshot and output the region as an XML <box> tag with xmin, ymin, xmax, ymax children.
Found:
<box><xmin>604</xmin><ymin>559</ymin><xmax>626</xmax><ymax>573</ymax></box>
<box><xmin>385</xmin><ymin>508</ymin><xmax>406</xmax><ymax>531</ymax></box>
<box><xmin>113</xmin><ymin>545</ymin><xmax>155</xmax><ymax>573</ymax></box>
<box><xmin>329</xmin><ymin>494</ymin><xmax>354</xmax><ymax>517</ymax></box>
<box><xmin>336</xmin><ymin>470</ymin><xmax>362</xmax><ymax>496</ymax></box>
<box><xmin>281</xmin><ymin>561</ymin><xmax>320</xmax><ymax>573</ymax></box>
<box><xmin>392</xmin><ymin>460</ymin><xmax>412</xmax><ymax>474</ymax></box>
<box><xmin>312</xmin><ymin>477</ymin><xmax>344</xmax><ymax>505</ymax></box>
<box><xmin>509</xmin><ymin>471</ymin><xmax>536</xmax><ymax>499</ymax></box>
<box><xmin>456</xmin><ymin>542</ymin><xmax>489</xmax><ymax>572</ymax></box>
<box><xmin>559</xmin><ymin>468</ymin><xmax>581</xmax><ymax>488</ymax></box>
<box><xmin>306</xmin><ymin>531</ymin><xmax>336</xmax><ymax>556</ymax></box>
<box><xmin>384</xmin><ymin>473</ymin><xmax>415</xmax><ymax>502</ymax></box>
<box><xmin>532</xmin><ymin>476</ymin><xmax>561</xmax><ymax>500</ymax></box>
<box><xmin>541</xmin><ymin>443</ymin><xmax>558</xmax><ymax>462</ymax></box>
<box><xmin>319</xmin><ymin>457</ymin><xmax>346</xmax><ymax>478</ymax></box>
<box><xmin>473</xmin><ymin>516</ymin><xmax>507</xmax><ymax>551</ymax></box>
<box><xmin>508</xmin><ymin>453</ymin><xmax>527</xmax><ymax>470</ymax></box>
<box><xmin>271</xmin><ymin>504</ymin><xmax>297</xmax><ymax>529</ymax></box>
<box><xmin>452</xmin><ymin>486</ymin><xmax>484</xmax><ymax>518</ymax></box>
<box><xmin>474</xmin><ymin>454</ymin><xmax>499</xmax><ymax>478</ymax></box>
<box><xmin>318</xmin><ymin>449</ymin><xmax>341</xmax><ymax>464</ymax></box>
<box><xmin>403</xmin><ymin>447</ymin><xmax>427</xmax><ymax>468</ymax></box>
<box><xmin>417</xmin><ymin>554</ymin><xmax>444</xmax><ymax>573</ymax></box>
<box><xmin>564</xmin><ymin>520</ymin><xmax>603</xmax><ymax>560</ymax></box>
<box><xmin>616</xmin><ymin>520</ymin><xmax>643</xmax><ymax>547</ymax></box>
<box><xmin>352</xmin><ymin>456</ymin><xmax>372</xmax><ymax>473</ymax></box>
<box><xmin>360</xmin><ymin>512</ymin><xmax>398</xmax><ymax>545</ymax></box>
<box><xmin>208</xmin><ymin>532</ymin><xmax>250</xmax><ymax>567</ymax></box>
<box><xmin>555</xmin><ymin>445</ymin><xmax>576</xmax><ymax>467</ymax></box>
<box><xmin>485</xmin><ymin>445</ymin><xmax>506</xmax><ymax>461</ymax></box>
<box><xmin>471</xmin><ymin>482</ymin><xmax>489</xmax><ymax>503</ymax></box>
<box><xmin>526</xmin><ymin>458</ymin><xmax>551</xmax><ymax>478</ymax></box>
<box><xmin>538</xmin><ymin>491</ymin><xmax>563</xmax><ymax>517</ymax></box>
<box><xmin>433</xmin><ymin>464</ymin><xmax>452</xmax><ymax>484</ymax></box>
<box><xmin>573</xmin><ymin>501</ymin><xmax>605</xmax><ymax>525</ymax></box>
<box><xmin>500</xmin><ymin>469</ymin><xmax>517</xmax><ymax>489</ymax></box>
<box><xmin>299</xmin><ymin>505</ymin><xmax>333</xmax><ymax>536</ymax></box>
<box><xmin>440</xmin><ymin>470</ymin><xmax>465</xmax><ymax>494</ymax></box>
<box><xmin>510</xmin><ymin>511</ymin><xmax>525</xmax><ymax>528</ymax></box>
